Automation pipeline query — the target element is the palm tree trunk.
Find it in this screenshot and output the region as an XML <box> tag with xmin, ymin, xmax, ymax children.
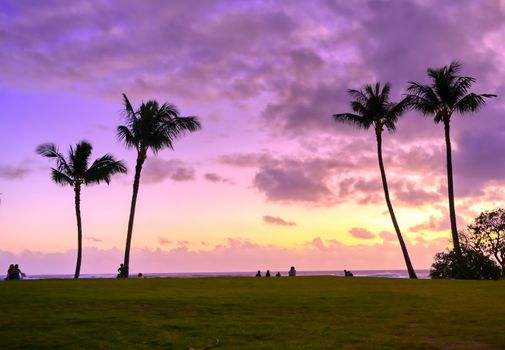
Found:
<box><xmin>376</xmin><ymin>131</ymin><xmax>417</xmax><ymax>279</ymax></box>
<box><xmin>444</xmin><ymin>120</ymin><xmax>462</xmax><ymax>257</ymax></box>
<box><xmin>74</xmin><ymin>184</ymin><xmax>82</xmax><ymax>279</ymax></box>
<box><xmin>123</xmin><ymin>155</ymin><xmax>144</xmax><ymax>278</ymax></box>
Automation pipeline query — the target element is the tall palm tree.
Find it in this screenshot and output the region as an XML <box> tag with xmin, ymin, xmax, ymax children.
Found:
<box><xmin>117</xmin><ymin>93</ymin><xmax>201</xmax><ymax>277</ymax></box>
<box><xmin>36</xmin><ymin>141</ymin><xmax>127</xmax><ymax>278</ymax></box>
<box><xmin>333</xmin><ymin>82</ymin><xmax>417</xmax><ymax>279</ymax></box>
<box><xmin>406</xmin><ymin>61</ymin><xmax>496</xmax><ymax>257</ymax></box>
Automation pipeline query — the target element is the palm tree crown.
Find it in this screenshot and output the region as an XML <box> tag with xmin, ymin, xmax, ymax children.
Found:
<box><xmin>117</xmin><ymin>94</ymin><xmax>201</xmax><ymax>159</ymax></box>
<box><xmin>36</xmin><ymin>141</ymin><xmax>127</xmax><ymax>186</ymax></box>
<box><xmin>406</xmin><ymin>61</ymin><xmax>496</xmax><ymax>123</ymax></box>
<box><xmin>334</xmin><ymin>82</ymin><xmax>408</xmax><ymax>134</ymax></box>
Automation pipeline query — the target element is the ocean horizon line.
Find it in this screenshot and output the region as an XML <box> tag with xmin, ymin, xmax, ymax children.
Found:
<box><xmin>3</xmin><ymin>269</ymin><xmax>431</xmax><ymax>280</ymax></box>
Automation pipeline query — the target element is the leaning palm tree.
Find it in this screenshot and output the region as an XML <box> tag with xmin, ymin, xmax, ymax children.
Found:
<box><xmin>36</xmin><ymin>141</ymin><xmax>127</xmax><ymax>278</ymax></box>
<box><xmin>334</xmin><ymin>82</ymin><xmax>417</xmax><ymax>279</ymax></box>
<box><xmin>118</xmin><ymin>93</ymin><xmax>201</xmax><ymax>277</ymax></box>
<box><xmin>406</xmin><ymin>61</ymin><xmax>496</xmax><ymax>257</ymax></box>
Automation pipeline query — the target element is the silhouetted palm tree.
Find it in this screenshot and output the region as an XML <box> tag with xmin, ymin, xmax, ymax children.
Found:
<box><xmin>117</xmin><ymin>93</ymin><xmax>201</xmax><ymax>277</ymax></box>
<box><xmin>36</xmin><ymin>141</ymin><xmax>127</xmax><ymax>278</ymax></box>
<box><xmin>334</xmin><ymin>82</ymin><xmax>417</xmax><ymax>279</ymax></box>
<box><xmin>406</xmin><ymin>61</ymin><xmax>496</xmax><ymax>257</ymax></box>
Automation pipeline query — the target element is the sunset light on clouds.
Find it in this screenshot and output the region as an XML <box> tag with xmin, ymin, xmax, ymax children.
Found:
<box><xmin>1</xmin><ymin>0</ymin><xmax>505</xmax><ymax>275</ymax></box>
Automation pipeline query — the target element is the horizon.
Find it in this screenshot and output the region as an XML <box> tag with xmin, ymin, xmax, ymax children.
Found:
<box><xmin>2</xmin><ymin>0</ymin><xmax>505</xmax><ymax>276</ymax></box>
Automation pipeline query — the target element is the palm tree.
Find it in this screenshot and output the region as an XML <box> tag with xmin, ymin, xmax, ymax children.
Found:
<box><xmin>406</xmin><ymin>61</ymin><xmax>496</xmax><ymax>257</ymax></box>
<box><xmin>333</xmin><ymin>82</ymin><xmax>417</xmax><ymax>279</ymax></box>
<box><xmin>36</xmin><ymin>141</ymin><xmax>127</xmax><ymax>278</ymax></box>
<box><xmin>117</xmin><ymin>93</ymin><xmax>201</xmax><ymax>277</ymax></box>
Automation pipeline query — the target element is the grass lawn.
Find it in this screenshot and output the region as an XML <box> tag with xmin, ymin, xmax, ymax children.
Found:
<box><xmin>0</xmin><ymin>276</ymin><xmax>504</xmax><ymax>349</ymax></box>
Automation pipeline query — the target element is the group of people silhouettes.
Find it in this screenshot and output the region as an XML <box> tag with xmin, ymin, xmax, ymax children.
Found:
<box><xmin>256</xmin><ymin>266</ymin><xmax>296</xmax><ymax>277</ymax></box>
<box><xmin>4</xmin><ymin>264</ymin><xmax>25</xmax><ymax>280</ymax></box>
<box><xmin>255</xmin><ymin>267</ymin><xmax>354</xmax><ymax>277</ymax></box>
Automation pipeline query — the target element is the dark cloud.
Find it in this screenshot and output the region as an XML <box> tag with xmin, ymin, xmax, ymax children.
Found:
<box><xmin>349</xmin><ymin>227</ymin><xmax>375</xmax><ymax>240</ymax></box>
<box><xmin>142</xmin><ymin>159</ymin><xmax>195</xmax><ymax>184</ymax></box>
<box><xmin>252</xmin><ymin>156</ymin><xmax>343</xmax><ymax>205</ymax></box>
<box><xmin>262</xmin><ymin>215</ymin><xmax>297</xmax><ymax>227</ymax></box>
<box><xmin>204</xmin><ymin>173</ymin><xmax>232</xmax><ymax>184</ymax></box>
<box><xmin>0</xmin><ymin>165</ymin><xmax>31</xmax><ymax>180</ymax></box>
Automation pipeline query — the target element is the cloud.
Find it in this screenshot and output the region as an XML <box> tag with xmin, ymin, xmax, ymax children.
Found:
<box><xmin>157</xmin><ymin>237</ymin><xmax>172</xmax><ymax>246</ymax></box>
<box><xmin>379</xmin><ymin>231</ymin><xmax>397</xmax><ymax>242</ymax></box>
<box><xmin>85</xmin><ymin>237</ymin><xmax>102</xmax><ymax>243</ymax></box>
<box><xmin>0</xmin><ymin>165</ymin><xmax>32</xmax><ymax>180</ymax></box>
<box><xmin>219</xmin><ymin>153</ymin><xmax>266</xmax><ymax>168</ymax></box>
<box><xmin>142</xmin><ymin>159</ymin><xmax>195</xmax><ymax>184</ymax></box>
<box><xmin>349</xmin><ymin>228</ymin><xmax>375</xmax><ymax>240</ymax></box>
<box><xmin>262</xmin><ymin>215</ymin><xmax>297</xmax><ymax>227</ymax></box>
<box><xmin>410</xmin><ymin>208</ymin><xmax>466</xmax><ymax>233</ymax></box>
<box><xmin>203</xmin><ymin>173</ymin><xmax>232</xmax><ymax>184</ymax></box>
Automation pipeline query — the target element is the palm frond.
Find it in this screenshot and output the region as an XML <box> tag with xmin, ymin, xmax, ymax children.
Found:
<box><xmin>51</xmin><ymin>168</ymin><xmax>74</xmax><ymax>186</ymax></box>
<box><xmin>122</xmin><ymin>93</ymin><xmax>136</xmax><ymax>121</ymax></box>
<box><xmin>455</xmin><ymin>93</ymin><xmax>496</xmax><ymax>113</ymax></box>
<box><xmin>71</xmin><ymin>141</ymin><xmax>92</xmax><ymax>176</ymax></box>
<box><xmin>117</xmin><ymin>125</ymin><xmax>138</xmax><ymax>149</ymax></box>
<box><xmin>406</xmin><ymin>82</ymin><xmax>440</xmax><ymax>115</ymax></box>
<box><xmin>333</xmin><ymin>113</ymin><xmax>372</xmax><ymax>130</ymax></box>
<box><xmin>36</xmin><ymin>143</ymin><xmax>73</xmax><ymax>176</ymax></box>
<box><xmin>347</xmin><ymin>88</ymin><xmax>369</xmax><ymax>106</ymax></box>
<box><xmin>351</xmin><ymin>101</ymin><xmax>368</xmax><ymax>115</ymax></box>
<box><xmin>85</xmin><ymin>154</ymin><xmax>127</xmax><ymax>185</ymax></box>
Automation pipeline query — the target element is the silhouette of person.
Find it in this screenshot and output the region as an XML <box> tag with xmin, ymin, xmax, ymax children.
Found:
<box><xmin>275</xmin><ymin>272</ymin><xmax>281</xmax><ymax>277</ymax></box>
<box><xmin>137</xmin><ymin>273</ymin><xmax>144</xmax><ymax>278</ymax></box>
<box><xmin>348</xmin><ymin>270</ymin><xmax>354</xmax><ymax>277</ymax></box>
<box><xmin>117</xmin><ymin>263</ymin><xmax>126</xmax><ymax>278</ymax></box>
<box><xmin>288</xmin><ymin>266</ymin><xmax>296</xmax><ymax>277</ymax></box>
<box><xmin>10</xmin><ymin>264</ymin><xmax>23</xmax><ymax>280</ymax></box>
<box><xmin>5</xmin><ymin>264</ymin><xmax>14</xmax><ymax>280</ymax></box>
<box><xmin>344</xmin><ymin>269</ymin><xmax>348</xmax><ymax>277</ymax></box>
<box><xmin>256</xmin><ymin>270</ymin><xmax>261</xmax><ymax>277</ymax></box>
<box><xmin>265</xmin><ymin>270</ymin><xmax>271</xmax><ymax>277</ymax></box>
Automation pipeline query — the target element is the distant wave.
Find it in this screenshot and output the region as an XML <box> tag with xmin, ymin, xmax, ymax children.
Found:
<box><xmin>2</xmin><ymin>269</ymin><xmax>431</xmax><ymax>280</ymax></box>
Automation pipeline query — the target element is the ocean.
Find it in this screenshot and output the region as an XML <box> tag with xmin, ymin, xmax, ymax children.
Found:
<box><xmin>3</xmin><ymin>269</ymin><xmax>431</xmax><ymax>280</ymax></box>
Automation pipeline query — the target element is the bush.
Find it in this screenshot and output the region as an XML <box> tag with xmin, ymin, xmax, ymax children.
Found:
<box><xmin>430</xmin><ymin>248</ymin><xmax>501</xmax><ymax>280</ymax></box>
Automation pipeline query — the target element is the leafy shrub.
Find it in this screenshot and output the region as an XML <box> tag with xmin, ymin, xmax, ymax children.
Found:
<box><xmin>430</xmin><ymin>248</ymin><xmax>501</xmax><ymax>280</ymax></box>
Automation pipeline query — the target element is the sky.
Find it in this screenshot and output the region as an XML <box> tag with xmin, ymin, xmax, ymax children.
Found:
<box><xmin>1</xmin><ymin>0</ymin><xmax>505</xmax><ymax>275</ymax></box>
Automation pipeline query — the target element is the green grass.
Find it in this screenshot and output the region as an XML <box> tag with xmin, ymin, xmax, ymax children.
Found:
<box><xmin>0</xmin><ymin>277</ymin><xmax>504</xmax><ymax>349</ymax></box>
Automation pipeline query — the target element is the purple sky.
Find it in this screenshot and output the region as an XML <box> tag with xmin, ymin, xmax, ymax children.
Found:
<box><xmin>1</xmin><ymin>0</ymin><xmax>505</xmax><ymax>275</ymax></box>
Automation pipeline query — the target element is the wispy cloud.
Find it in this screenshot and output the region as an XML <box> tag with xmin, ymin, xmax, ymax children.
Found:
<box><xmin>0</xmin><ymin>165</ymin><xmax>32</xmax><ymax>180</ymax></box>
<box><xmin>262</xmin><ymin>215</ymin><xmax>297</xmax><ymax>227</ymax></box>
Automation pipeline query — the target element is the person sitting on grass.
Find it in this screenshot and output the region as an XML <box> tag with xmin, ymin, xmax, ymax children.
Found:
<box><xmin>4</xmin><ymin>264</ymin><xmax>14</xmax><ymax>280</ymax></box>
<box><xmin>265</xmin><ymin>270</ymin><xmax>271</xmax><ymax>277</ymax></box>
<box><xmin>9</xmin><ymin>264</ymin><xmax>24</xmax><ymax>280</ymax></box>
<box><xmin>344</xmin><ymin>270</ymin><xmax>354</xmax><ymax>277</ymax></box>
<box><xmin>117</xmin><ymin>263</ymin><xmax>126</xmax><ymax>278</ymax></box>
<box><xmin>288</xmin><ymin>266</ymin><xmax>296</xmax><ymax>277</ymax></box>
<box><xmin>275</xmin><ymin>272</ymin><xmax>281</xmax><ymax>277</ymax></box>
<box><xmin>255</xmin><ymin>270</ymin><xmax>261</xmax><ymax>277</ymax></box>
